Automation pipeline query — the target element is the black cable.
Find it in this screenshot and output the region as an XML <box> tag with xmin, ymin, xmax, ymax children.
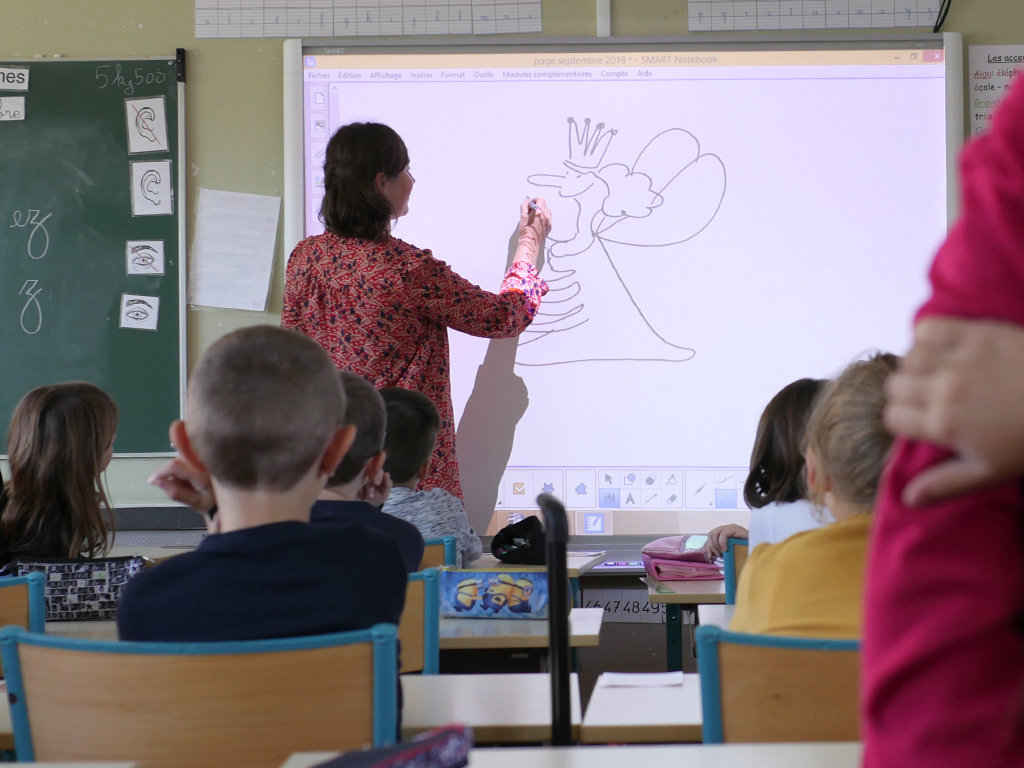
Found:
<box><xmin>933</xmin><ymin>0</ymin><xmax>952</xmax><ymax>33</ymax></box>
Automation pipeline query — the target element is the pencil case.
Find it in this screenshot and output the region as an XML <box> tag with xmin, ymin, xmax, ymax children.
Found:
<box><xmin>641</xmin><ymin>535</ymin><xmax>723</xmax><ymax>581</ymax></box>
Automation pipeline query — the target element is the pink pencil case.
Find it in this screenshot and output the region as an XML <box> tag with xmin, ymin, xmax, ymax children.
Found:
<box><xmin>641</xmin><ymin>535</ymin><xmax>724</xmax><ymax>581</ymax></box>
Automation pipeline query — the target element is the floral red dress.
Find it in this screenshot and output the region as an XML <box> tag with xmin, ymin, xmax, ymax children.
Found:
<box><xmin>282</xmin><ymin>233</ymin><xmax>548</xmax><ymax>500</ymax></box>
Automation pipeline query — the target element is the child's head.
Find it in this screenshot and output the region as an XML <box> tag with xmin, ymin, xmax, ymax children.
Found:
<box><xmin>326</xmin><ymin>371</ymin><xmax>387</xmax><ymax>488</ymax></box>
<box><xmin>4</xmin><ymin>382</ymin><xmax>119</xmax><ymax>558</ymax></box>
<box><xmin>744</xmin><ymin>378</ymin><xmax>828</xmax><ymax>509</ymax></box>
<box><xmin>183</xmin><ymin>326</ymin><xmax>347</xmax><ymax>491</ymax></box>
<box><xmin>380</xmin><ymin>388</ymin><xmax>440</xmax><ymax>484</ymax></box>
<box><xmin>803</xmin><ymin>353</ymin><xmax>900</xmax><ymax>514</ymax></box>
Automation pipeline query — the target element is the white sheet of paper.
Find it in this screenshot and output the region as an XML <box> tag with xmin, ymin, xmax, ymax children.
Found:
<box><xmin>967</xmin><ymin>45</ymin><xmax>1024</xmax><ymax>138</ymax></box>
<box><xmin>130</xmin><ymin>160</ymin><xmax>174</xmax><ymax>216</ymax></box>
<box><xmin>119</xmin><ymin>294</ymin><xmax>160</xmax><ymax>331</ymax></box>
<box><xmin>0</xmin><ymin>96</ymin><xmax>26</xmax><ymax>121</ymax></box>
<box><xmin>125</xmin><ymin>96</ymin><xmax>169</xmax><ymax>154</ymax></box>
<box><xmin>597</xmin><ymin>672</ymin><xmax>685</xmax><ymax>688</ymax></box>
<box><xmin>188</xmin><ymin>188</ymin><xmax>280</xmax><ymax>312</ymax></box>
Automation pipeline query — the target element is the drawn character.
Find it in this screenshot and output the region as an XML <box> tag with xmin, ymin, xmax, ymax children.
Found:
<box><xmin>483</xmin><ymin>573</ymin><xmax>519</xmax><ymax>612</ymax></box>
<box><xmin>133</xmin><ymin>105</ymin><xmax>159</xmax><ymax>144</ymax></box>
<box><xmin>507</xmin><ymin>577</ymin><xmax>534</xmax><ymax>614</ymax></box>
<box><xmin>519</xmin><ymin>117</ymin><xmax>726</xmax><ymax>365</ymax></box>
<box><xmin>140</xmin><ymin>169</ymin><xmax>162</xmax><ymax>206</ymax></box>
<box><xmin>129</xmin><ymin>244</ymin><xmax>160</xmax><ymax>271</ymax></box>
<box><xmin>123</xmin><ymin>298</ymin><xmax>153</xmax><ymax>324</ymax></box>
<box><xmin>454</xmin><ymin>577</ymin><xmax>482</xmax><ymax>611</ymax></box>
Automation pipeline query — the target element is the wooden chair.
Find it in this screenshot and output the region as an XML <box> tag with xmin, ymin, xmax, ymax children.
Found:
<box><xmin>723</xmin><ymin>537</ymin><xmax>748</xmax><ymax>605</ymax></box>
<box><xmin>419</xmin><ymin>535</ymin><xmax>457</xmax><ymax>570</ymax></box>
<box><xmin>696</xmin><ymin>625</ymin><xmax>860</xmax><ymax>743</ymax></box>
<box><xmin>0</xmin><ymin>623</ymin><xmax>399</xmax><ymax>767</ymax></box>
<box><xmin>397</xmin><ymin>568</ymin><xmax>440</xmax><ymax>674</ymax></box>
<box><xmin>0</xmin><ymin>572</ymin><xmax>45</xmax><ymax>678</ymax></box>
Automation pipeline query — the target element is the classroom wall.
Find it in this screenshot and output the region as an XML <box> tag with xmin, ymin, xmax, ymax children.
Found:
<box><xmin>0</xmin><ymin>0</ymin><xmax>1021</xmax><ymax>506</ymax></box>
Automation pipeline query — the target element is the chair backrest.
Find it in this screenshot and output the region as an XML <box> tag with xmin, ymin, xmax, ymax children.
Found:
<box><xmin>723</xmin><ymin>537</ymin><xmax>749</xmax><ymax>605</ymax></box>
<box><xmin>0</xmin><ymin>623</ymin><xmax>399</xmax><ymax>768</ymax></box>
<box><xmin>397</xmin><ymin>568</ymin><xmax>440</xmax><ymax>674</ymax></box>
<box><xmin>0</xmin><ymin>572</ymin><xmax>46</xmax><ymax>677</ymax></box>
<box><xmin>696</xmin><ymin>625</ymin><xmax>860</xmax><ymax>743</ymax></box>
<box><xmin>419</xmin><ymin>536</ymin><xmax>457</xmax><ymax>570</ymax></box>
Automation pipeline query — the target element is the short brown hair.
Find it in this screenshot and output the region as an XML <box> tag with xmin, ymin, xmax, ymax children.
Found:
<box><xmin>744</xmin><ymin>378</ymin><xmax>828</xmax><ymax>509</ymax></box>
<box><xmin>4</xmin><ymin>382</ymin><xmax>119</xmax><ymax>559</ymax></box>
<box><xmin>327</xmin><ymin>371</ymin><xmax>387</xmax><ymax>487</ymax></box>
<box><xmin>380</xmin><ymin>388</ymin><xmax>440</xmax><ymax>484</ymax></box>
<box><xmin>188</xmin><ymin>326</ymin><xmax>345</xmax><ymax>491</ymax></box>
<box><xmin>320</xmin><ymin>123</ymin><xmax>409</xmax><ymax>242</ymax></box>
<box><xmin>804</xmin><ymin>353</ymin><xmax>899</xmax><ymax>510</ymax></box>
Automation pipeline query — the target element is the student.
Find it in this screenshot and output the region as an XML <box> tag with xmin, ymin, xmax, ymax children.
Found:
<box><xmin>379</xmin><ymin>388</ymin><xmax>482</xmax><ymax>567</ymax></box>
<box><xmin>117</xmin><ymin>326</ymin><xmax>409</xmax><ymax>643</ymax></box>
<box><xmin>730</xmin><ymin>354</ymin><xmax>897</xmax><ymax>638</ymax></box>
<box><xmin>310</xmin><ymin>372</ymin><xmax>425</xmax><ymax>573</ymax></box>
<box><xmin>0</xmin><ymin>382</ymin><xmax>118</xmax><ymax>571</ymax></box>
<box><xmin>703</xmin><ymin>378</ymin><xmax>827</xmax><ymax>559</ymax></box>
<box><xmin>862</xmin><ymin>75</ymin><xmax>1024</xmax><ymax>768</ymax></box>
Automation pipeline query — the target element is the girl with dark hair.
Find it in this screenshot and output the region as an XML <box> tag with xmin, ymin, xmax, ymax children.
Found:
<box><xmin>283</xmin><ymin>122</ymin><xmax>551</xmax><ymax>501</ymax></box>
<box><xmin>704</xmin><ymin>377</ymin><xmax>827</xmax><ymax>559</ymax></box>
<box><xmin>1</xmin><ymin>382</ymin><xmax>119</xmax><ymax>569</ymax></box>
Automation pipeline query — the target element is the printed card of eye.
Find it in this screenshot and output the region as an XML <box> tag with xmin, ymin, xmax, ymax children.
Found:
<box><xmin>130</xmin><ymin>160</ymin><xmax>173</xmax><ymax>216</ymax></box>
<box><xmin>125</xmin><ymin>240</ymin><xmax>165</xmax><ymax>275</ymax></box>
<box><xmin>124</xmin><ymin>96</ymin><xmax>168</xmax><ymax>154</ymax></box>
<box><xmin>119</xmin><ymin>293</ymin><xmax>160</xmax><ymax>331</ymax></box>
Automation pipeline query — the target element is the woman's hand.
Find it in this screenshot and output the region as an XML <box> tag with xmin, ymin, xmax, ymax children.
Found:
<box><xmin>515</xmin><ymin>197</ymin><xmax>553</xmax><ymax>268</ymax></box>
<box><xmin>885</xmin><ymin>318</ymin><xmax>1024</xmax><ymax>505</ymax></box>
<box><xmin>703</xmin><ymin>524</ymin><xmax>749</xmax><ymax>560</ymax></box>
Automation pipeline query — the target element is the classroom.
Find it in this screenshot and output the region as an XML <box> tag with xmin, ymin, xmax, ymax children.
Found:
<box><xmin>1</xmin><ymin>1</ymin><xmax>1024</xmax><ymax>766</ymax></box>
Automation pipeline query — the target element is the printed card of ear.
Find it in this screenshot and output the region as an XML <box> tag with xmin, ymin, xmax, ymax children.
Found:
<box><xmin>130</xmin><ymin>160</ymin><xmax>173</xmax><ymax>216</ymax></box>
<box><xmin>119</xmin><ymin>294</ymin><xmax>160</xmax><ymax>331</ymax></box>
<box><xmin>124</xmin><ymin>96</ymin><xmax>168</xmax><ymax>154</ymax></box>
<box><xmin>125</xmin><ymin>240</ymin><xmax>165</xmax><ymax>275</ymax></box>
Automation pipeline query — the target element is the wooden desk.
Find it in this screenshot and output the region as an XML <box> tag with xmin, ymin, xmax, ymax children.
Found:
<box><xmin>402</xmin><ymin>673</ymin><xmax>582</xmax><ymax>743</ymax></box>
<box><xmin>281</xmin><ymin>742</ymin><xmax>863</xmax><ymax>768</ymax></box>
<box><xmin>108</xmin><ymin>545</ymin><xmax>192</xmax><ymax>565</ymax></box>
<box><xmin>644</xmin><ymin>576</ymin><xmax>725</xmax><ymax>672</ymax></box>
<box><xmin>697</xmin><ymin>604</ymin><xmax>736</xmax><ymax>629</ymax></box>
<box><xmin>439</xmin><ymin>607</ymin><xmax>602</xmax><ymax>650</ymax></box>
<box><xmin>469</xmin><ymin>553</ymin><xmax>605</xmax><ymax>579</ymax></box>
<box><xmin>581</xmin><ymin>672</ymin><xmax>702</xmax><ymax>743</ymax></box>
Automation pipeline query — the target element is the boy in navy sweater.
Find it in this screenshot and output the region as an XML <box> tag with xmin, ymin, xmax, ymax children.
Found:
<box><xmin>117</xmin><ymin>326</ymin><xmax>409</xmax><ymax>642</ymax></box>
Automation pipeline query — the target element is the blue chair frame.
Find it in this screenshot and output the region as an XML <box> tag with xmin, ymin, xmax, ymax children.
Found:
<box><xmin>0</xmin><ymin>572</ymin><xmax>46</xmax><ymax>633</ymax></box>
<box><xmin>407</xmin><ymin>568</ymin><xmax>440</xmax><ymax>674</ymax></box>
<box><xmin>723</xmin><ymin>537</ymin><xmax>748</xmax><ymax>605</ymax></box>
<box><xmin>696</xmin><ymin>624</ymin><xmax>859</xmax><ymax>743</ymax></box>
<box><xmin>0</xmin><ymin>623</ymin><xmax>399</xmax><ymax>761</ymax></box>
<box><xmin>422</xmin><ymin>535</ymin><xmax>457</xmax><ymax>567</ymax></box>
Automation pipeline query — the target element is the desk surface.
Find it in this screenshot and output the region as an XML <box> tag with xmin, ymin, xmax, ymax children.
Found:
<box><xmin>697</xmin><ymin>603</ymin><xmax>736</xmax><ymax>628</ymax></box>
<box><xmin>108</xmin><ymin>545</ymin><xmax>192</xmax><ymax>564</ymax></box>
<box><xmin>402</xmin><ymin>672</ymin><xmax>581</xmax><ymax>743</ymax></box>
<box><xmin>282</xmin><ymin>742</ymin><xmax>862</xmax><ymax>768</ymax></box>
<box><xmin>643</xmin><ymin>576</ymin><xmax>726</xmax><ymax>605</ymax></box>
<box><xmin>469</xmin><ymin>553</ymin><xmax>605</xmax><ymax>578</ymax></box>
<box><xmin>439</xmin><ymin>607</ymin><xmax>602</xmax><ymax>650</ymax></box>
<box><xmin>581</xmin><ymin>672</ymin><xmax>702</xmax><ymax>744</ymax></box>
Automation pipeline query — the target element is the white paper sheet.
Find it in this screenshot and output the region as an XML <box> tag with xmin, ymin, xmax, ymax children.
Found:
<box><xmin>597</xmin><ymin>672</ymin><xmax>685</xmax><ymax>688</ymax></box>
<box><xmin>188</xmin><ymin>188</ymin><xmax>280</xmax><ymax>312</ymax></box>
<box><xmin>968</xmin><ymin>45</ymin><xmax>1024</xmax><ymax>139</ymax></box>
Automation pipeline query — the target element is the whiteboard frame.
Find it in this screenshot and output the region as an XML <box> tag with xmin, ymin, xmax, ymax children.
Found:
<box><xmin>283</xmin><ymin>32</ymin><xmax>964</xmax><ymax>261</ymax></box>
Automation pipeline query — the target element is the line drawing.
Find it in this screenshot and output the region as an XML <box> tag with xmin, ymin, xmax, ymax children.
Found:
<box><xmin>130</xmin><ymin>160</ymin><xmax>173</xmax><ymax>216</ymax></box>
<box><xmin>119</xmin><ymin>293</ymin><xmax>160</xmax><ymax>331</ymax></box>
<box><xmin>18</xmin><ymin>279</ymin><xmax>42</xmax><ymax>335</ymax></box>
<box><xmin>10</xmin><ymin>209</ymin><xmax>51</xmax><ymax>260</ymax></box>
<box><xmin>517</xmin><ymin>117</ymin><xmax>726</xmax><ymax>366</ymax></box>
<box><xmin>140</xmin><ymin>170</ymin><xmax>162</xmax><ymax>205</ymax></box>
<box><xmin>126</xmin><ymin>240</ymin><xmax>165</xmax><ymax>275</ymax></box>
<box><xmin>133</xmin><ymin>104</ymin><xmax>159</xmax><ymax>144</ymax></box>
<box><xmin>124</xmin><ymin>96</ymin><xmax>168</xmax><ymax>154</ymax></box>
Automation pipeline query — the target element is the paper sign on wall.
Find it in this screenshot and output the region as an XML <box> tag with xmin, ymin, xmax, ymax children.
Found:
<box><xmin>0</xmin><ymin>96</ymin><xmax>25</xmax><ymax>121</ymax></box>
<box><xmin>0</xmin><ymin>67</ymin><xmax>29</xmax><ymax>91</ymax></box>
<box><xmin>968</xmin><ymin>45</ymin><xmax>1024</xmax><ymax>138</ymax></box>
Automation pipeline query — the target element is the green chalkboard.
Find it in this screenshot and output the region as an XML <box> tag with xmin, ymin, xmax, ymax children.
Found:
<box><xmin>0</xmin><ymin>57</ymin><xmax>183</xmax><ymax>455</ymax></box>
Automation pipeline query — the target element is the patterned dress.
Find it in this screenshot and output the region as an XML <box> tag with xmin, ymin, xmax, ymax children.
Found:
<box><xmin>282</xmin><ymin>233</ymin><xmax>548</xmax><ymax>500</ymax></box>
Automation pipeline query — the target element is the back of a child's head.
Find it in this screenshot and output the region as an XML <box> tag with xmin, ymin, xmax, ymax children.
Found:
<box><xmin>327</xmin><ymin>371</ymin><xmax>386</xmax><ymax>487</ymax></box>
<box><xmin>804</xmin><ymin>352</ymin><xmax>900</xmax><ymax>510</ymax></box>
<box><xmin>4</xmin><ymin>381</ymin><xmax>119</xmax><ymax>558</ymax></box>
<box><xmin>380</xmin><ymin>388</ymin><xmax>440</xmax><ymax>484</ymax></box>
<box><xmin>744</xmin><ymin>377</ymin><xmax>828</xmax><ymax>509</ymax></box>
<box><xmin>188</xmin><ymin>326</ymin><xmax>345</xmax><ymax>491</ymax></box>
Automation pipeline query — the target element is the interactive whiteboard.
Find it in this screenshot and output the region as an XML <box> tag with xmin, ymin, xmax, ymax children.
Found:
<box><xmin>284</xmin><ymin>35</ymin><xmax>962</xmax><ymax>535</ymax></box>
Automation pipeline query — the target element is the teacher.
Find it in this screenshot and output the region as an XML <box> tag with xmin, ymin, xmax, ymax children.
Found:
<box><xmin>282</xmin><ymin>122</ymin><xmax>551</xmax><ymax>501</ymax></box>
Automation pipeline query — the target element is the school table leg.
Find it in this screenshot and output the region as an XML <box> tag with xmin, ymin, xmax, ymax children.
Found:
<box><xmin>665</xmin><ymin>604</ymin><xmax>683</xmax><ymax>672</ymax></box>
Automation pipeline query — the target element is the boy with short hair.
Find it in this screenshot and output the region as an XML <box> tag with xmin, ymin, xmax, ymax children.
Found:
<box><xmin>117</xmin><ymin>326</ymin><xmax>409</xmax><ymax>642</ymax></box>
<box><xmin>380</xmin><ymin>388</ymin><xmax>482</xmax><ymax>567</ymax></box>
<box><xmin>311</xmin><ymin>372</ymin><xmax>424</xmax><ymax>572</ymax></box>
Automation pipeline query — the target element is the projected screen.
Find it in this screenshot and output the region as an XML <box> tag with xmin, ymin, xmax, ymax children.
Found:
<box><xmin>290</xmin><ymin>38</ymin><xmax>958</xmax><ymax>536</ymax></box>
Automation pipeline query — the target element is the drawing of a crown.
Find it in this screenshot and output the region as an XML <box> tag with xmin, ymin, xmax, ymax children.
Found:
<box><xmin>564</xmin><ymin>117</ymin><xmax>616</xmax><ymax>170</ymax></box>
